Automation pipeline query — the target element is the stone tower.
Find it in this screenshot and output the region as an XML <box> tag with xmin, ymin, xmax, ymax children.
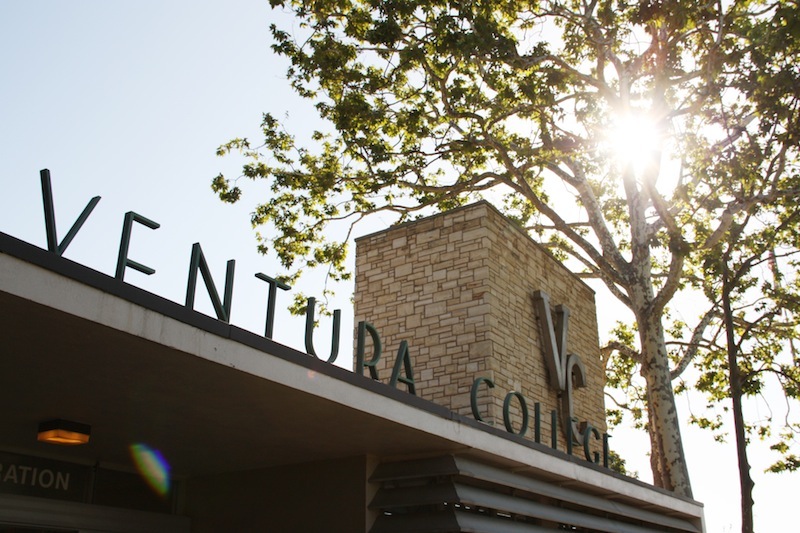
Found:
<box><xmin>353</xmin><ymin>201</ymin><xmax>606</xmax><ymax>455</ymax></box>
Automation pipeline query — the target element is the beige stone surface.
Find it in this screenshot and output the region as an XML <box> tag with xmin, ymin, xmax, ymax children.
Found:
<box><xmin>353</xmin><ymin>202</ymin><xmax>606</xmax><ymax>458</ymax></box>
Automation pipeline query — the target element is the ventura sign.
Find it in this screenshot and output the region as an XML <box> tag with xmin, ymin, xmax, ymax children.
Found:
<box><xmin>36</xmin><ymin>169</ymin><xmax>417</xmax><ymax>392</ymax></box>
<box><xmin>18</xmin><ymin>169</ymin><xmax>610</xmax><ymax>468</ymax></box>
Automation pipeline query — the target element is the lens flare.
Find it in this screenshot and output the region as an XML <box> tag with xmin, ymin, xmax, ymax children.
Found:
<box><xmin>129</xmin><ymin>443</ymin><xmax>171</xmax><ymax>497</ymax></box>
<box><xmin>606</xmin><ymin>112</ymin><xmax>663</xmax><ymax>177</ymax></box>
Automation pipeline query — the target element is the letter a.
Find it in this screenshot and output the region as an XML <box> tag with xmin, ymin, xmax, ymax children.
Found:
<box><xmin>389</xmin><ymin>341</ymin><xmax>416</xmax><ymax>395</ymax></box>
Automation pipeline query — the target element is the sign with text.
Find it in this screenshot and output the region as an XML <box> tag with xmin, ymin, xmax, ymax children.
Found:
<box><xmin>0</xmin><ymin>451</ymin><xmax>89</xmax><ymax>501</ymax></box>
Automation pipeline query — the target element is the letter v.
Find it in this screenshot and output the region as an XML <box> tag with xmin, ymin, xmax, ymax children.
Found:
<box><xmin>40</xmin><ymin>169</ymin><xmax>101</xmax><ymax>255</ymax></box>
<box><xmin>533</xmin><ymin>290</ymin><xmax>570</xmax><ymax>391</ymax></box>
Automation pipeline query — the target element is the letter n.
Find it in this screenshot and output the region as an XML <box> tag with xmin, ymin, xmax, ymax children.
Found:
<box><xmin>185</xmin><ymin>243</ymin><xmax>235</xmax><ymax>322</ymax></box>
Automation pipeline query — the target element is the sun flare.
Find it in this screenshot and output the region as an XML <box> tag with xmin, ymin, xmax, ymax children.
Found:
<box><xmin>606</xmin><ymin>113</ymin><xmax>663</xmax><ymax>176</ymax></box>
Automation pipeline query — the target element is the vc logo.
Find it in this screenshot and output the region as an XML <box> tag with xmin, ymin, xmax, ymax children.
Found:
<box><xmin>533</xmin><ymin>290</ymin><xmax>588</xmax><ymax>443</ymax></box>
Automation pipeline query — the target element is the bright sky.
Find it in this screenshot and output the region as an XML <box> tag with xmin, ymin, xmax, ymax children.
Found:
<box><xmin>1</xmin><ymin>2</ymin><xmax>796</xmax><ymax>530</ymax></box>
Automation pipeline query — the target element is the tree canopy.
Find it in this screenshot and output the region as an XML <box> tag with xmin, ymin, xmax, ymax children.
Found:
<box><xmin>213</xmin><ymin>0</ymin><xmax>800</xmax><ymax>499</ymax></box>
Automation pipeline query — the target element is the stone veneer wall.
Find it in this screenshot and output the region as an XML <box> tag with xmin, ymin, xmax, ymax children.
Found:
<box><xmin>353</xmin><ymin>202</ymin><xmax>606</xmax><ymax>454</ymax></box>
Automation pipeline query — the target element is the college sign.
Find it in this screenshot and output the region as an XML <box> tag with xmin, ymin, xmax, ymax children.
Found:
<box><xmin>468</xmin><ymin>291</ymin><xmax>608</xmax><ymax>466</ymax></box>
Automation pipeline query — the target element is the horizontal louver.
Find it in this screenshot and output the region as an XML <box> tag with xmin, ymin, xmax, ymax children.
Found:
<box><xmin>370</xmin><ymin>456</ymin><xmax>702</xmax><ymax>533</ymax></box>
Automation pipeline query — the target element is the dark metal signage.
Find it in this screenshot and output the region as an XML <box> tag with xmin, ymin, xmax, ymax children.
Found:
<box><xmin>23</xmin><ymin>169</ymin><xmax>612</xmax><ymax>468</ymax></box>
<box><xmin>0</xmin><ymin>451</ymin><xmax>89</xmax><ymax>501</ymax></box>
<box><xmin>34</xmin><ymin>169</ymin><xmax>418</xmax><ymax>394</ymax></box>
<box><xmin>470</xmin><ymin>290</ymin><xmax>609</xmax><ymax>466</ymax></box>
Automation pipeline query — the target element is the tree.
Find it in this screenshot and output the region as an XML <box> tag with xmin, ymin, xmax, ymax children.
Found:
<box><xmin>212</xmin><ymin>0</ymin><xmax>800</xmax><ymax>498</ymax></box>
<box><xmin>688</xmin><ymin>215</ymin><xmax>800</xmax><ymax>533</ymax></box>
<box><xmin>601</xmin><ymin>4</ymin><xmax>800</xmax><ymax>528</ymax></box>
<box><xmin>688</xmin><ymin>6</ymin><xmax>800</xmax><ymax>529</ymax></box>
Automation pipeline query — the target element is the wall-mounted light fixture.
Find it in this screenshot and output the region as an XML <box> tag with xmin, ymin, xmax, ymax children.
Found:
<box><xmin>38</xmin><ymin>419</ymin><xmax>91</xmax><ymax>445</ymax></box>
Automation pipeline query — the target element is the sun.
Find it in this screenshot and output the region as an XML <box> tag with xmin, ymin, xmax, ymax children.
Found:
<box><xmin>606</xmin><ymin>112</ymin><xmax>664</xmax><ymax>177</ymax></box>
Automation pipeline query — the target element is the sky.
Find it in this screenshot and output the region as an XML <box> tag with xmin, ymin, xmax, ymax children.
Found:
<box><xmin>1</xmin><ymin>1</ymin><xmax>797</xmax><ymax>530</ymax></box>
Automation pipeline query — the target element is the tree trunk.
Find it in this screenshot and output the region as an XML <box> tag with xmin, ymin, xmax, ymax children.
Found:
<box><xmin>638</xmin><ymin>313</ymin><xmax>694</xmax><ymax>498</ymax></box>
<box><xmin>621</xmin><ymin>163</ymin><xmax>694</xmax><ymax>498</ymax></box>
<box><xmin>722</xmin><ymin>260</ymin><xmax>755</xmax><ymax>533</ymax></box>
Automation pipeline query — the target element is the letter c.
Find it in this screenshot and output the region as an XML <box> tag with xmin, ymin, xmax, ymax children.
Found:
<box><xmin>470</xmin><ymin>377</ymin><xmax>494</xmax><ymax>422</ymax></box>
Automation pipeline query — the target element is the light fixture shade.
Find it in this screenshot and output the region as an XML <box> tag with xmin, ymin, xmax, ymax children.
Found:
<box><xmin>38</xmin><ymin>419</ymin><xmax>91</xmax><ymax>445</ymax></box>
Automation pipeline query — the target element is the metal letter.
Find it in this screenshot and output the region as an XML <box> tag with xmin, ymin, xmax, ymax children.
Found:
<box><xmin>582</xmin><ymin>424</ymin><xmax>602</xmax><ymax>463</ymax></box>
<box><xmin>502</xmin><ymin>391</ymin><xmax>529</xmax><ymax>436</ymax></box>
<box><xmin>185</xmin><ymin>243</ymin><xmax>235</xmax><ymax>322</ymax></box>
<box><xmin>566</xmin><ymin>416</ymin><xmax>574</xmax><ymax>454</ymax></box>
<box><xmin>115</xmin><ymin>211</ymin><xmax>159</xmax><ymax>280</ymax></box>
<box><xmin>562</xmin><ymin>353</ymin><xmax>587</xmax><ymax>443</ymax></box>
<box><xmin>533</xmin><ymin>291</ymin><xmax>569</xmax><ymax>390</ymax></box>
<box><xmin>40</xmin><ymin>169</ymin><xmax>100</xmax><ymax>255</ymax></box>
<box><xmin>534</xmin><ymin>290</ymin><xmax>590</xmax><ymax>444</ymax></box>
<box><xmin>470</xmin><ymin>377</ymin><xmax>494</xmax><ymax>422</ymax></box>
<box><xmin>356</xmin><ymin>321</ymin><xmax>382</xmax><ymax>378</ymax></box>
<box><xmin>254</xmin><ymin>273</ymin><xmax>291</xmax><ymax>338</ymax></box>
<box><xmin>304</xmin><ymin>297</ymin><xmax>341</xmax><ymax>363</ymax></box>
<box><xmin>389</xmin><ymin>340</ymin><xmax>416</xmax><ymax>395</ymax></box>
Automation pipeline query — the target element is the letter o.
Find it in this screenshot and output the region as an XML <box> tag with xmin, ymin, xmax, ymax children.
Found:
<box><xmin>38</xmin><ymin>469</ymin><xmax>54</xmax><ymax>489</ymax></box>
<box><xmin>502</xmin><ymin>391</ymin><xmax>529</xmax><ymax>436</ymax></box>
